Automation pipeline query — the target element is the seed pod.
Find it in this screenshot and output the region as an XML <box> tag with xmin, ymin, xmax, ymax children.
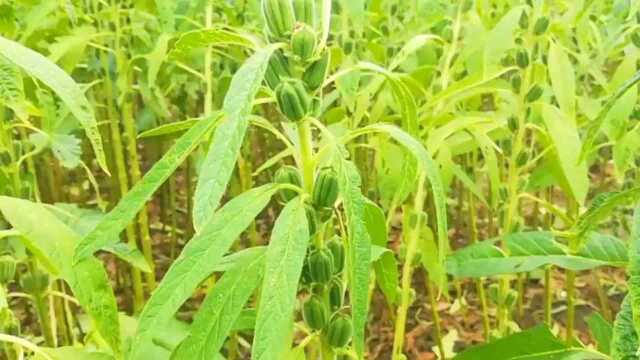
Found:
<box><xmin>326</xmin><ymin>238</ymin><xmax>344</xmax><ymax>274</ymax></box>
<box><xmin>533</xmin><ymin>16</ymin><xmax>549</xmax><ymax>36</ymax></box>
<box><xmin>0</xmin><ymin>255</ymin><xmax>16</xmax><ymax>285</ymax></box>
<box><xmin>325</xmin><ymin>314</ymin><xmax>352</xmax><ymax>348</ymax></box>
<box><xmin>20</xmin><ymin>271</ymin><xmax>49</xmax><ymax>296</ymax></box>
<box><xmin>291</xmin><ymin>24</ymin><xmax>317</xmax><ymax>62</ymax></box>
<box><xmin>511</xmin><ymin>74</ymin><xmax>522</xmax><ymax>93</ymax></box>
<box><xmin>301</xmin><ymin>260</ymin><xmax>312</xmax><ymax>285</ymax></box>
<box><xmin>507</xmin><ymin>116</ymin><xmax>518</xmax><ymax>132</ymax></box>
<box><xmin>302</xmin><ymin>51</ymin><xmax>329</xmax><ymax>91</ymax></box>
<box><xmin>265</xmin><ymin>50</ymin><xmax>291</xmax><ymax>90</ymax></box>
<box><xmin>305</xmin><ymin>205</ymin><xmax>318</xmax><ymax>236</ymax></box>
<box><xmin>302</xmin><ymin>295</ymin><xmax>329</xmax><ymax>330</ymax></box>
<box><xmin>293</xmin><ymin>0</ymin><xmax>315</xmax><ymax>27</ymax></box>
<box><xmin>505</xmin><ymin>289</ymin><xmax>518</xmax><ymax>309</ymax></box>
<box><xmin>274</xmin><ymin>165</ymin><xmax>302</xmax><ymax>202</ymax></box>
<box><xmin>261</xmin><ymin>0</ymin><xmax>296</xmax><ymax>41</ymax></box>
<box><xmin>312</xmin><ymin>167</ymin><xmax>339</xmax><ymax>209</ymax></box>
<box><xmin>632</xmin><ymin>32</ymin><xmax>640</xmax><ymax>48</ymax></box>
<box><xmin>329</xmin><ymin>280</ymin><xmax>343</xmax><ymax>310</ymax></box>
<box><xmin>525</xmin><ymin>84</ymin><xmax>543</xmax><ymax>103</ymax></box>
<box><xmin>519</xmin><ymin>11</ymin><xmax>529</xmax><ymax>30</ymax></box>
<box><xmin>516</xmin><ymin>152</ymin><xmax>528</xmax><ymax>167</ymax></box>
<box><xmin>516</xmin><ymin>49</ymin><xmax>529</xmax><ymax>68</ymax></box>
<box><xmin>308</xmin><ymin>248</ymin><xmax>333</xmax><ymax>283</ymax></box>
<box><xmin>461</xmin><ymin>0</ymin><xmax>473</xmax><ymax>13</ymax></box>
<box><xmin>276</xmin><ymin>78</ymin><xmax>311</xmax><ymax>121</ymax></box>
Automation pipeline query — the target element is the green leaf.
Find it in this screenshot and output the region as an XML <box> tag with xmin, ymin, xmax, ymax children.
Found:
<box><xmin>192</xmin><ymin>45</ymin><xmax>277</xmax><ymax>232</ymax></box>
<box><xmin>35</xmin><ymin>347</ymin><xmax>113</xmax><ymax>360</ymax></box>
<box><xmin>447</xmin><ymin>232</ymin><xmax>627</xmax><ymax>278</ymax></box>
<box><xmin>454</xmin><ymin>325</ymin><xmax>607</xmax><ymax>359</ymax></box>
<box><xmin>129</xmin><ymin>184</ymin><xmax>279</xmax><ymax>360</ymax></box>
<box><xmin>73</xmin><ymin>115</ymin><xmax>220</xmax><ymax>262</ymax></box>
<box><xmin>0</xmin><ymin>35</ymin><xmax>108</xmax><ymax>174</ymax></box>
<box><xmin>580</xmin><ymin>70</ymin><xmax>640</xmax><ymax>160</ymax></box>
<box><xmin>101</xmin><ymin>243</ymin><xmax>152</xmax><ymax>273</ymax></box>
<box><xmin>169</xmin><ymin>27</ymin><xmax>257</xmax><ymax>59</ymax></box>
<box><xmin>573</xmin><ymin>187</ymin><xmax>640</xmax><ymax>240</ymax></box>
<box><xmin>586</xmin><ymin>312</ymin><xmax>612</xmax><ymax>355</ymax></box>
<box><xmin>540</xmin><ymin>104</ymin><xmax>589</xmax><ymax>205</ymax></box>
<box><xmin>353</xmin><ymin>124</ymin><xmax>448</xmax><ymax>278</ymax></box>
<box><xmin>334</xmin><ymin>157</ymin><xmax>370</xmax><ymax>358</ymax></box>
<box><xmin>0</xmin><ymin>197</ymin><xmax>121</xmax><ymax>354</ymax></box>
<box><xmin>252</xmin><ymin>198</ymin><xmax>309</xmax><ymax>360</ymax></box>
<box><xmin>629</xmin><ymin>207</ymin><xmax>640</xmax><ymax>339</ymax></box>
<box><xmin>548</xmin><ymin>42</ymin><xmax>576</xmax><ymax>121</ymax></box>
<box><xmin>363</xmin><ymin>199</ymin><xmax>398</xmax><ymax>305</ymax></box>
<box><xmin>172</xmin><ymin>250</ymin><xmax>266</xmax><ymax>359</ymax></box>
<box><xmin>138</xmin><ymin>119</ymin><xmax>200</xmax><ymax>139</ymax></box>
<box><xmin>611</xmin><ymin>295</ymin><xmax>639</xmax><ymax>360</ymax></box>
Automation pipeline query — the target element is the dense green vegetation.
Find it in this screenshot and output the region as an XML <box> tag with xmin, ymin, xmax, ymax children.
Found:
<box><xmin>0</xmin><ymin>0</ymin><xmax>640</xmax><ymax>359</ymax></box>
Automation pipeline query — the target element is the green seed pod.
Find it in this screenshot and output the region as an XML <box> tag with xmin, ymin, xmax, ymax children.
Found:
<box><xmin>329</xmin><ymin>280</ymin><xmax>343</xmax><ymax>310</ymax></box>
<box><xmin>302</xmin><ymin>295</ymin><xmax>329</xmax><ymax>330</ymax></box>
<box><xmin>533</xmin><ymin>17</ymin><xmax>549</xmax><ymax>36</ymax></box>
<box><xmin>326</xmin><ymin>238</ymin><xmax>344</xmax><ymax>274</ymax></box>
<box><xmin>302</xmin><ymin>51</ymin><xmax>329</xmax><ymax>91</ymax></box>
<box><xmin>461</xmin><ymin>0</ymin><xmax>473</xmax><ymax>13</ymax></box>
<box><xmin>291</xmin><ymin>24</ymin><xmax>317</xmax><ymax>62</ymax></box>
<box><xmin>505</xmin><ymin>289</ymin><xmax>518</xmax><ymax>309</ymax></box>
<box><xmin>20</xmin><ymin>271</ymin><xmax>49</xmax><ymax>296</ymax></box>
<box><xmin>276</xmin><ymin>78</ymin><xmax>311</xmax><ymax>121</ymax></box>
<box><xmin>516</xmin><ymin>152</ymin><xmax>528</xmax><ymax>167</ymax></box>
<box><xmin>293</xmin><ymin>0</ymin><xmax>315</xmax><ymax>27</ymax></box>
<box><xmin>0</xmin><ymin>255</ymin><xmax>16</xmax><ymax>285</ymax></box>
<box><xmin>274</xmin><ymin>165</ymin><xmax>302</xmax><ymax>202</ymax></box>
<box><xmin>312</xmin><ymin>167</ymin><xmax>339</xmax><ymax>209</ymax></box>
<box><xmin>631</xmin><ymin>32</ymin><xmax>640</xmax><ymax>48</ymax></box>
<box><xmin>511</xmin><ymin>74</ymin><xmax>522</xmax><ymax>93</ymax></box>
<box><xmin>507</xmin><ymin>116</ymin><xmax>518</xmax><ymax>132</ymax></box>
<box><xmin>308</xmin><ymin>248</ymin><xmax>333</xmax><ymax>283</ymax></box>
<box><xmin>525</xmin><ymin>84</ymin><xmax>543</xmax><ymax>103</ymax></box>
<box><xmin>265</xmin><ymin>50</ymin><xmax>291</xmax><ymax>90</ymax></box>
<box><xmin>516</xmin><ymin>49</ymin><xmax>529</xmax><ymax>68</ymax></box>
<box><xmin>305</xmin><ymin>205</ymin><xmax>318</xmax><ymax>236</ymax></box>
<box><xmin>261</xmin><ymin>0</ymin><xmax>296</xmax><ymax>41</ymax></box>
<box><xmin>301</xmin><ymin>260</ymin><xmax>312</xmax><ymax>285</ymax></box>
<box><xmin>325</xmin><ymin>314</ymin><xmax>352</xmax><ymax>348</ymax></box>
<box><xmin>519</xmin><ymin>10</ymin><xmax>529</xmax><ymax>30</ymax></box>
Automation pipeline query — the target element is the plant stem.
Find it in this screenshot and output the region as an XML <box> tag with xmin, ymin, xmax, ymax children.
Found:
<box><xmin>565</xmin><ymin>269</ymin><xmax>575</xmax><ymax>344</ymax></box>
<box><xmin>427</xmin><ymin>276</ymin><xmax>445</xmax><ymax>359</ymax></box>
<box><xmin>99</xmin><ymin>48</ymin><xmax>144</xmax><ymax>312</ymax></box>
<box><xmin>392</xmin><ymin>175</ymin><xmax>429</xmax><ymax>359</ymax></box>
<box><xmin>297</xmin><ymin>119</ymin><xmax>315</xmax><ymax>194</ymax></box>
<box><xmin>544</xmin><ymin>266</ymin><xmax>552</xmax><ymax>326</ymax></box>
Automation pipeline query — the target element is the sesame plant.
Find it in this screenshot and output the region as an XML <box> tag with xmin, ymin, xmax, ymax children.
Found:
<box><xmin>0</xmin><ymin>0</ymin><xmax>640</xmax><ymax>359</ymax></box>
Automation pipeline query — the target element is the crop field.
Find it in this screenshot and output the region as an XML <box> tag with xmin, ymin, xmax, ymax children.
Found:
<box><xmin>1</xmin><ymin>0</ymin><xmax>640</xmax><ymax>359</ymax></box>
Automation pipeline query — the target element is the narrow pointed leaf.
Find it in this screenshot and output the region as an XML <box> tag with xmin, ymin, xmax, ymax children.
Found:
<box><xmin>172</xmin><ymin>251</ymin><xmax>266</xmax><ymax>359</ymax></box>
<box><xmin>252</xmin><ymin>198</ymin><xmax>309</xmax><ymax>360</ymax></box>
<box><xmin>73</xmin><ymin>115</ymin><xmax>220</xmax><ymax>262</ymax></box>
<box><xmin>129</xmin><ymin>184</ymin><xmax>279</xmax><ymax>359</ymax></box>
<box><xmin>447</xmin><ymin>231</ymin><xmax>627</xmax><ymax>278</ymax></box>
<box><xmin>0</xmin><ymin>35</ymin><xmax>108</xmax><ymax>174</ymax></box>
<box><xmin>0</xmin><ymin>197</ymin><xmax>120</xmax><ymax>354</ymax></box>
<box><xmin>334</xmin><ymin>157</ymin><xmax>370</xmax><ymax>358</ymax></box>
<box><xmin>192</xmin><ymin>45</ymin><xmax>277</xmax><ymax>232</ymax></box>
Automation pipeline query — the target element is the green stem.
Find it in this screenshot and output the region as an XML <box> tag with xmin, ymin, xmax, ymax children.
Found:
<box><xmin>544</xmin><ymin>267</ymin><xmax>552</xmax><ymax>326</ymax></box>
<box><xmin>565</xmin><ymin>269</ymin><xmax>576</xmax><ymax>344</ymax></box>
<box><xmin>427</xmin><ymin>276</ymin><xmax>445</xmax><ymax>359</ymax></box>
<box><xmin>297</xmin><ymin>119</ymin><xmax>315</xmax><ymax>194</ymax></box>
<box><xmin>392</xmin><ymin>175</ymin><xmax>429</xmax><ymax>359</ymax></box>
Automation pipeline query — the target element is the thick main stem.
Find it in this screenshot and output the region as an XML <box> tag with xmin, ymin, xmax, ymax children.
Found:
<box><xmin>297</xmin><ymin>119</ymin><xmax>315</xmax><ymax>194</ymax></box>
